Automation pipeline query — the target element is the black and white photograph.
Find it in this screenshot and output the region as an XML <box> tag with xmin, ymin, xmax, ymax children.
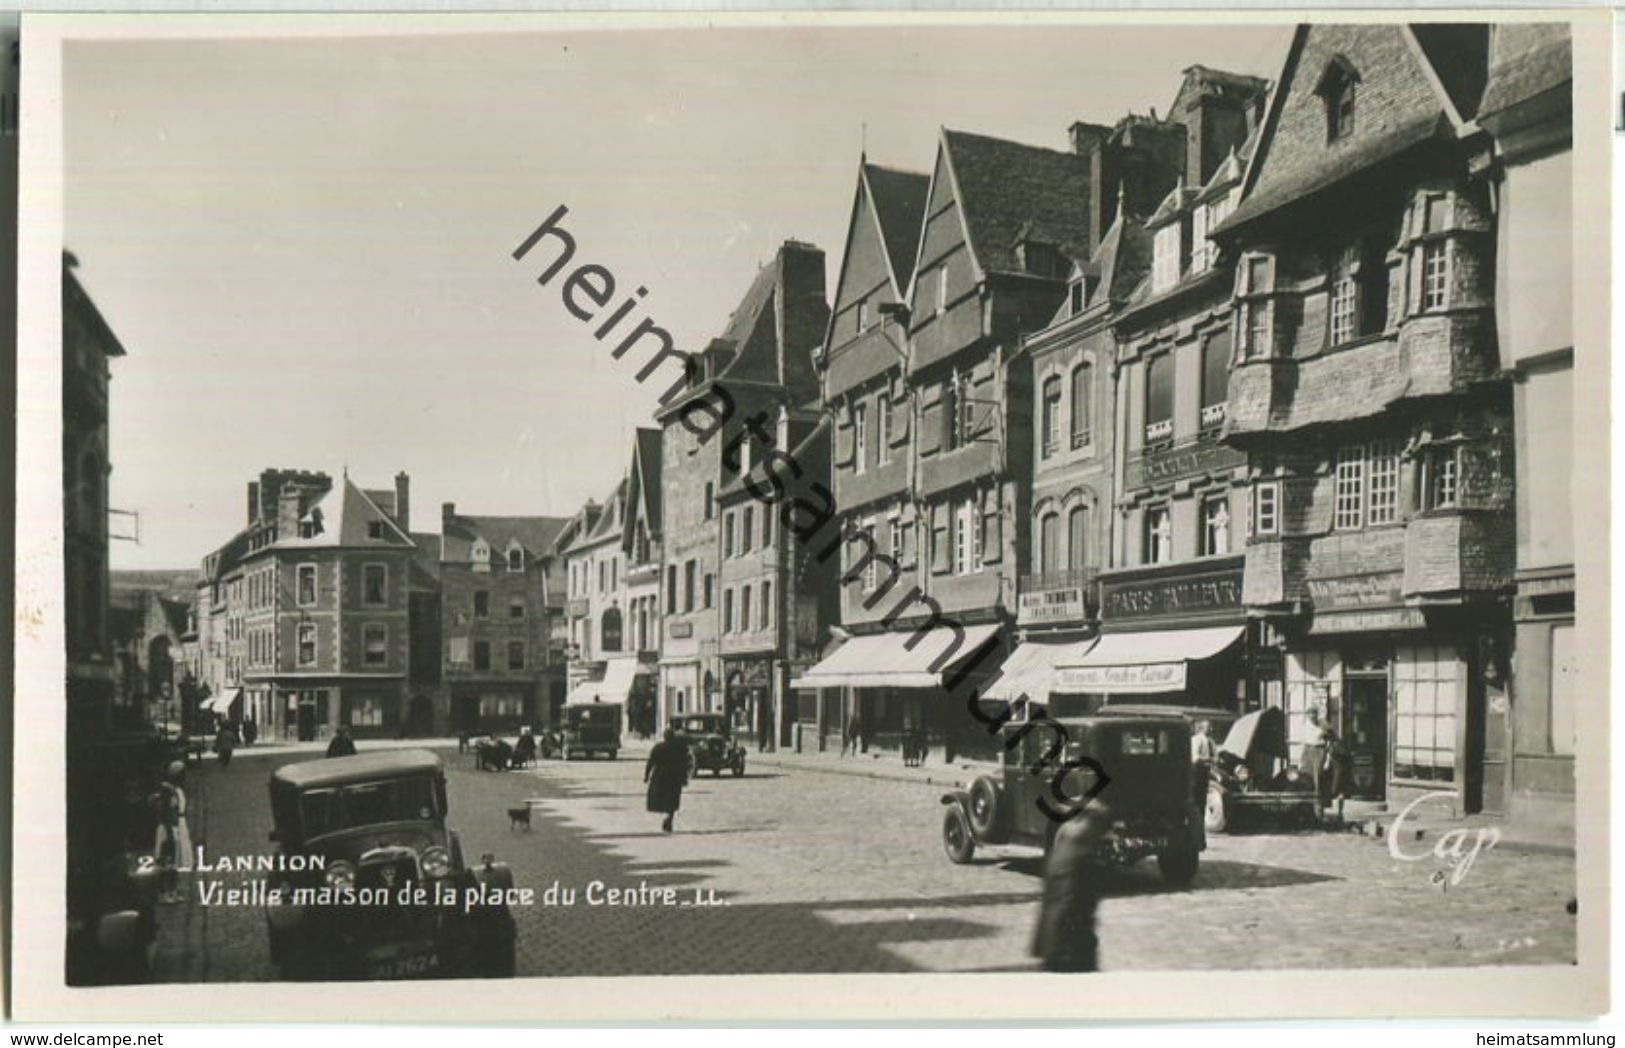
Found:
<box><xmin>10</xmin><ymin>9</ymin><xmax>1610</xmax><ymax>1022</ymax></box>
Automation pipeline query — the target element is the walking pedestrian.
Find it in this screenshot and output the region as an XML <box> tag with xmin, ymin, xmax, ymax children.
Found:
<box><xmin>1190</xmin><ymin>719</ymin><xmax>1217</xmax><ymax>808</ymax></box>
<box><xmin>840</xmin><ymin>714</ymin><xmax>856</xmax><ymax>758</ymax></box>
<box><xmin>241</xmin><ymin>717</ymin><xmax>257</xmax><ymax>747</ymax></box>
<box><xmin>152</xmin><ymin>761</ymin><xmax>193</xmax><ymax>903</ymax></box>
<box><xmin>644</xmin><ymin>727</ymin><xmax>690</xmax><ymax>833</ymax></box>
<box><xmin>326</xmin><ymin>724</ymin><xmax>357</xmax><ymax>758</ymax></box>
<box><xmin>214</xmin><ymin>721</ymin><xmax>237</xmax><ymax>769</ymax></box>
<box><xmin>1031</xmin><ymin>800</ymin><xmax>1113</xmax><ymax>973</ymax></box>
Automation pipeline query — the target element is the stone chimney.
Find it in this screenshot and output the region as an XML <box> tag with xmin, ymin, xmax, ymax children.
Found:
<box><xmin>394</xmin><ymin>472</ymin><xmax>411</xmax><ymax>532</ymax></box>
<box><xmin>277</xmin><ymin>489</ymin><xmax>303</xmax><ymax>540</ymax></box>
<box><xmin>1176</xmin><ymin>65</ymin><xmax>1269</xmax><ymax>188</ymax></box>
<box><xmin>441</xmin><ymin>502</ymin><xmax>456</xmax><ymax>531</ymax></box>
<box><xmin>247</xmin><ymin>481</ymin><xmax>260</xmax><ymax>526</ymax></box>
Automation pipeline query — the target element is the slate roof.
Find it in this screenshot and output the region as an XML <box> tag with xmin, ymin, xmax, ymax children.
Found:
<box><xmin>157</xmin><ymin>597</ymin><xmax>191</xmax><ymax>637</ymax></box>
<box><xmin>1086</xmin><ymin>206</ymin><xmax>1153</xmax><ymax>311</ymax></box>
<box><xmin>941</xmin><ymin>129</ymin><xmax>1094</xmax><ymax>278</ymax></box>
<box><xmin>269</xmin><ymin>477</ymin><xmax>415</xmax><ymax>550</ymax></box>
<box><xmin>718</xmin><ymin>412</ymin><xmax>830</xmax><ymax>502</ymax></box>
<box><xmin>623</xmin><ymin>428</ymin><xmax>663</xmax><ymax>545</ymax></box>
<box><xmin>1477</xmin><ymin>23</ymin><xmax>1571</xmax><ymax>121</ymax></box>
<box><xmin>443</xmin><ymin>513</ymin><xmax>571</xmax><ymax>563</ymax></box>
<box><xmin>863</xmin><ymin>163</ymin><xmax>931</xmax><ymax>292</ymax></box>
<box><xmin>408</xmin><ymin>531</ymin><xmax>443</xmax><ymax>585</ymax></box>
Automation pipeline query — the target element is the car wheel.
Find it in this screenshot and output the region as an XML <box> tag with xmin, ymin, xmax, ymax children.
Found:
<box><xmin>942</xmin><ymin>806</ymin><xmax>975</xmax><ymax>864</ymax></box>
<box><xmin>1157</xmin><ymin>847</ymin><xmax>1199</xmax><ymax>887</ymax></box>
<box><xmin>967</xmin><ymin>776</ymin><xmax>1004</xmax><ymax>842</ymax></box>
<box><xmin>1204</xmin><ymin>786</ymin><xmax>1229</xmax><ymax>834</ymax></box>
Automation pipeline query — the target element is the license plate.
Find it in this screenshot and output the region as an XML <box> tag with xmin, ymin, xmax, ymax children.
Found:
<box><xmin>367</xmin><ymin>951</ymin><xmax>439</xmax><ymax>980</ymax></box>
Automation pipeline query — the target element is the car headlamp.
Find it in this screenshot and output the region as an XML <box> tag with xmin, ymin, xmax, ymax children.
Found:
<box><xmin>1235</xmin><ymin>765</ymin><xmax>1252</xmax><ymax>783</ymax></box>
<box><xmin>324</xmin><ymin>861</ymin><xmax>356</xmax><ymax>889</ymax></box>
<box><xmin>421</xmin><ymin>846</ymin><xmax>452</xmax><ymax>880</ymax></box>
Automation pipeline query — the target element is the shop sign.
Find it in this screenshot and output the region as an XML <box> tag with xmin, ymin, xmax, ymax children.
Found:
<box><xmin>567</xmin><ymin>598</ymin><xmax>590</xmax><ymax>618</ymax></box>
<box><xmin>1308</xmin><ymin>607</ymin><xmax>1427</xmax><ymax>635</ymax></box>
<box><xmin>1125</xmin><ymin>441</ymin><xmax>1246</xmax><ymax>489</ymax></box>
<box><xmin>1518</xmin><ymin>573</ymin><xmax>1575</xmax><ymax>597</ymax></box>
<box><xmin>1057</xmin><ymin>661</ymin><xmax>1185</xmax><ymax>692</ymax></box>
<box><xmin>669</xmin><ymin>620</ymin><xmax>693</xmax><ymax>640</ymax></box>
<box><xmin>1018</xmin><ymin>586</ymin><xmax>1087</xmax><ymax>625</ymax></box>
<box><xmin>1101</xmin><ymin>566</ymin><xmax>1242</xmax><ymax>623</ymax></box>
<box><xmin>1307</xmin><ymin>572</ymin><xmax>1404</xmax><ymax>610</ymax></box>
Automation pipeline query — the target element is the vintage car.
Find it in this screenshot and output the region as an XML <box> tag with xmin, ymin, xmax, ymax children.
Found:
<box><xmin>668</xmin><ymin>713</ymin><xmax>746</xmax><ymax>777</ymax></box>
<box><xmin>561</xmin><ymin>702</ymin><xmax>622</xmax><ymax>760</ymax></box>
<box><xmin>1205</xmin><ymin>706</ymin><xmax>1318</xmax><ymax>833</ymax></box>
<box><xmin>940</xmin><ymin>710</ymin><xmax>1205</xmax><ymax>886</ymax></box>
<box><xmin>264</xmin><ymin>749</ymin><xmax>517</xmax><ymax>980</ymax></box>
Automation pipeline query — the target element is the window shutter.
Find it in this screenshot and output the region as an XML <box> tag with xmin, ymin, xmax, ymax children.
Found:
<box><xmin>930</xmin><ymin>503</ymin><xmax>950</xmax><ymax>575</ymax></box>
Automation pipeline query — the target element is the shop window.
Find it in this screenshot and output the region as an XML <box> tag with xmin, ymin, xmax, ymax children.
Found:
<box><xmin>480</xmin><ymin>693</ymin><xmax>522</xmax><ymax>719</ymax></box>
<box><xmin>1392</xmin><ymin>646</ymin><xmax>1459</xmax><ymax>782</ymax></box>
<box><xmin>349</xmin><ymin>695</ymin><xmax>385</xmax><ymax>728</ymax></box>
<box><xmin>297</xmin><ymin>564</ymin><xmax>317</xmax><ymax>607</ymax></box>
<box><xmin>363</xmin><ymin>624</ymin><xmax>388</xmax><ymax>667</ymax></box>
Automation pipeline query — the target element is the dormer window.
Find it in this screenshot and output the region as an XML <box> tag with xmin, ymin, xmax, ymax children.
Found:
<box><xmin>472</xmin><ymin>540</ymin><xmax>490</xmax><ymax>572</ymax></box>
<box><xmin>1151</xmin><ymin>222</ymin><xmax>1182</xmax><ymax>294</ymax></box>
<box><xmin>506</xmin><ymin>542</ymin><xmax>525</xmax><ymax>572</ymax></box>
<box><xmin>1317</xmin><ymin>57</ymin><xmax>1359</xmax><ymax>143</ymax></box>
<box><xmin>1069</xmin><ymin>282</ymin><xmax>1084</xmax><ymax>315</ymax></box>
<box><xmin>1017</xmin><ymin>239</ymin><xmax>1066</xmax><ymax>280</ymax></box>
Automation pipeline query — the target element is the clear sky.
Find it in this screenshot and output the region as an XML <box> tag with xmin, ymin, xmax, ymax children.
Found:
<box><xmin>63</xmin><ymin>22</ymin><xmax>1290</xmax><ymax>570</ymax></box>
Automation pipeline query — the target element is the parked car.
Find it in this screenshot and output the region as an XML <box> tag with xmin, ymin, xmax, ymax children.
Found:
<box><xmin>561</xmin><ymin>702</ymin><xmax>622</xmax><ymax>760</ymax></box>
<box><xmin>668</xmin><ymin>713</ymin><xmax>745</xmax><ymax>777</ymax></box>
<box><xmin>264</xmin><ymin>749</ymin><xmax>517</xmax><ymax>980</ymax></box>
<box><xmin>1205</xmin><ymin>706</ymin><xmax>1318</xmax><ymax>833</ymax></box>
<box><xmin>939</xmin><ymin>709</ymin><xmax>1205</xmax><ymax>886</ymax></box>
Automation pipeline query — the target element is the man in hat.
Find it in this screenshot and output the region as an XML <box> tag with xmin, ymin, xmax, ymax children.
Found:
<box><xmin>1031</xmin><ymin>800</ymin><xmax>1114</xmax><ymax>973</ymax></box>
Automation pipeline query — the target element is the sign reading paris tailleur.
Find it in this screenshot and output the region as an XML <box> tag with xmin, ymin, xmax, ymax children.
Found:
<box><xmin>1102</xmin><ymin>566</ymin><xmax>1244</xmax><ymax>622</ymax></box>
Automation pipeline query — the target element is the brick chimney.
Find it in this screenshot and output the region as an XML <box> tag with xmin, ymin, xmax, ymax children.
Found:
<box><xmin>247</xmin><ymin>481</ymin><xmax>260</xmax><ymax>526</ymax></box>
<box><xmin>394</xmin><ymin>472</ymin><xmax>411</xmax><ymax>532</ymax></box>
<box><xmin>441</xmin><ymin>502</ymin><xmax>456</xmax><ymax>531</ymax></box>
<box><xmin>1176</xmin><ymin>65</ymin><xmax>1269</xmax><ymax>188</ymax></box>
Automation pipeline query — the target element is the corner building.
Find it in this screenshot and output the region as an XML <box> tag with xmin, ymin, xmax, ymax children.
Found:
<box><xmin>1217</xmin><ymin>24</ymin><xmax>1515</xmax><ymax>816</ymax></box>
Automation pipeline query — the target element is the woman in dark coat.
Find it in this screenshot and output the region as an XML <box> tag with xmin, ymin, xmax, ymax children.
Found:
<box><xmin>644</xmin><ymin>728</ymin><xmax>690</xmax><ymax>833</ymax></box>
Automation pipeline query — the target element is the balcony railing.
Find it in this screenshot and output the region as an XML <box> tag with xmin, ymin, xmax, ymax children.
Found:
<box><xmin>1199</xmin><ymin>402</ymin><xmax>1227</xmax><ymax>430</ymax></box>
<box><xmin>1144</xmin><ymin>418</ymin><xmax>1173</xmax><ymax>445</ymax></box>
<box><xmin>1020</xmin><ymin>568</ymin><xmax>1096</xmax><ymax>593</ymax></box>
<box><xmin>1071</xmin><ymin>428</ymin><xmax>1092</xmax><ymax>451</ymax></box>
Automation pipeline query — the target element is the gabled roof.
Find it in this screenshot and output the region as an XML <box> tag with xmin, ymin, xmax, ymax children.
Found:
<box><xmin>1145</xmin><ymin>181</ymin><xmax>1199</xmax><ymax>230</ymax></box>
<box><xmin>1476</xmin><ymin>23</ymin><xmax>1571</xmax><ymax>124</ymax></box>
<box><xmin>862</xmin><ymin>162</ymin><xmax>931</xmax><ymax>295</ymax></box>
<box><xmin>408</xmin><ymin>531</ymin><xmax>443</xmax><ymax>586</ymax></box>
<box><xmin>1085</xmin><ymin>204</ymin><xmax>1153</xmax><ymax>312</ymax></box>
<box><xmin>935</xmin><ymin>129</ymin><xmax>1094</xmax><ymax>282</ymax></box>
<box><xmin>63</xmin><ymin>252</ymin><xmax>127</xmax><ymax>358</ymax></box>
<box><xmin>718</xmin><ymin>412</ymin><xmax>830</xmax><ymax>502</ymax></box>
<box><xmin>157</xmin><ymin>597</ymin><xmax>191</xmax><ymax>636</ymax></box>
<box><xmin>1219</xmin><ymin>23</ymin><xmax>1489</xmax><ymax>237</ymax></box>
<box><xmin>203</xmin><ymin>527</ymin><xmax>253</xmax><ymax>581</ymax></box>
<box><xmin>551</xmin><ymin>501</ymin><xmax>602</xmax><ymax>557</ymax></box>
<box><xmin>623</xmin><ymin>428</ymin><xmax>663</xmax><ymax>548</ymax></box>
<box><xmin>443</xmin><ymin>513</ymin><xmax>570</xmax><ymax>563</ymax></box>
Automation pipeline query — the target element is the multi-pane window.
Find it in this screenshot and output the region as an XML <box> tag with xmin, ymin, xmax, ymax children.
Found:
<box><xmin>1334</xmin><ymin>446</ymin><xmax>1366</xmax><ymax>530</ymax></box>
<box><xmin>1041</xmin><ymin>376</ymin><xmax>1061</xmax><ymax>458</ymax></box>
<box><xmin>853</xmin><ymin>402</ymin><xmax>868</xmax><ymax>474</ymax></box>
<box><xmin>363</xmin><ymin>564</ymin><xmax>387</xmax><ymax>605</ymax></box>
<box><xmin>1330</xmin><ymin>250</ymin><xmax>1359</xmax><ymax>345</ymax></box>
<box><xmin>1200</xmin><ymin>332</ymin><xmax>1230</xmax><ymax>430</ymax></box>
<box><xmin>1366</xmin><ymin>441</ymin><xmax>1401</xmax><ymax>525</ymax></box>
<box><xmin>1425</xmin><ymin>446</ymin><xmax>1460</xmax><ymax>509</ymax></box>
<box><xmin>1239</xmin><ymin>256</ymin><xmax>1273</xmax><ymax>360</ymax></box>
<box><xmin>877</xmin><ymin>393</ymin><xmax>892</xmax><ymax>465</ymax></box>
<box><xmin>1039</xmin><ymin>512</ymin><xmax>1060</xmax><ymax>574</ymax></box>
<box><xmin>474</xmin><ymin>590</ymin><xmax>490</xmax><ymax>619</ymax></box>
<box><xmin>1144</xmin><ymin>505</ymin><xmax>1172</xmax><ymax>565</ymax></box>
<box><xmin>954</xmin><ymin>498</ymin><xmax>980</xmax><ymax>576</ymax></box>
<box><xmin>363</xmin><ymin>624</ymin><xmax>388</xmax><ymax>667</ymax></box>
<box><xmin>1070</xmin><ymin>363</ymin><xmax>1092</xmax><ymax>449</ymax></box>
<box><xmin>1392</xmin><ymin>646</ymin><xmax>1459</xmax><ymax>782</ymax></box>
<box><xmin>297</xmin><ymin>623</ymin><xmax>317</xmax><ymax>667</ymax></box>
<box><xmin>1200</xmin><ymin>496</ymin><xmax>1231</xmax><ymax>556</ymax></box>
<box><xmin>297</xmin><ymin>564</ymin><xmax>317</xmax><ymax>607</ymax></box>
<box><xmin>1422</xmin><ymin>241</ymin><xmax>1449</xmax><ymax>311</ymax></box>
<box><xmin>1254</xmin><ymin>482</ymin><xmax>1280</xmax><ymax>535</ymax></box>
<box><xmin>860</xmin><ymin>523</ymin><xmax>879</xmax><ymax>592</ymax></box>
<box><xmin>1144</xmin><ymin>354</ymin><xmax>1174</xmax><ymax>445</ymax></box>
<box><xmin>1190</xmin><ymin>204</ymin><xmax>1211</xmax><ymax>273</ymax></box>
<box><xmin>1067</xmin><ymin>505</ymin><xmax>1088</xmax><ymax>569</ymax></box>
<box><xmin>945</xmin><ymin>367</ymin><xmax>977</xmax><ymax>449</ymax></box>
<box><xmin>508</xmin><ymin>548</ymin><xmax>524</xmax><ymax>571</ymax></box>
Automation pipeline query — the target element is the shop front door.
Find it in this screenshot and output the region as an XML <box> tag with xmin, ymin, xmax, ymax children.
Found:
<box><xmin>1343</xmin><ymin>674</ymin><xmax>1388</xmax><ymax>801</ymax></box>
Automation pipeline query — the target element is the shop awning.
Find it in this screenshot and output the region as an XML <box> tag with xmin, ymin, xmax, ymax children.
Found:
<box><xmin>981</xmin><ymin>639</ymin><xmax>1086</xmax><ymax>704</ymax></box>
<box><xmin>201</xmin><ymin>688</ymin><xmax>241</xmax><ymax>715</ymax></box>
<box><xmin>1055</xmin><ymin>625</ymin><xmax>1243</xmax><ymax>694</ymax></box>
<box><xmin>565</xmin><ymin>659</ymin><xmax>649</xmax><ymax>707</ymax></box>
<box><xmin>789</xmin><ymin>623</ymin><xmax>1001</xmax><ymax>690</ymax></box>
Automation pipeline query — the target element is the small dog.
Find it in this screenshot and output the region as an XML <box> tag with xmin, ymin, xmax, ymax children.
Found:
<box><xmin>507</xmin><ymin>805</ymin><xmax>532</xmax><ymax>831</ymax></box>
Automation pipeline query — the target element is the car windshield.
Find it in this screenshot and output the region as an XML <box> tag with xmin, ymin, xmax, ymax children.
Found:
<box><xmin>298</xmin><ymin>776</ymin><xmax>439</xmax><ymax>839</ymax></box>
<box><xmin>571</xmin><ymin>707</ymin><xmax>617</xmax><ymax>723</ymax></box>
<box><xmin>675</xmin><ymin>717</ymin><xmax>719</xmax><ymax>733</ymax></box>
<box><xmin>1116</xmin><ymin>727</ymin><xmax>1177</xmax><ymax>757</ymax></box>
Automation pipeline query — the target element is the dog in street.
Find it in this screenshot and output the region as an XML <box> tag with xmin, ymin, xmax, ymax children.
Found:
<box><xmin>507</xmin><ymin>805</ymin><xmax>532</xmax><ymax>831</ymax></box>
